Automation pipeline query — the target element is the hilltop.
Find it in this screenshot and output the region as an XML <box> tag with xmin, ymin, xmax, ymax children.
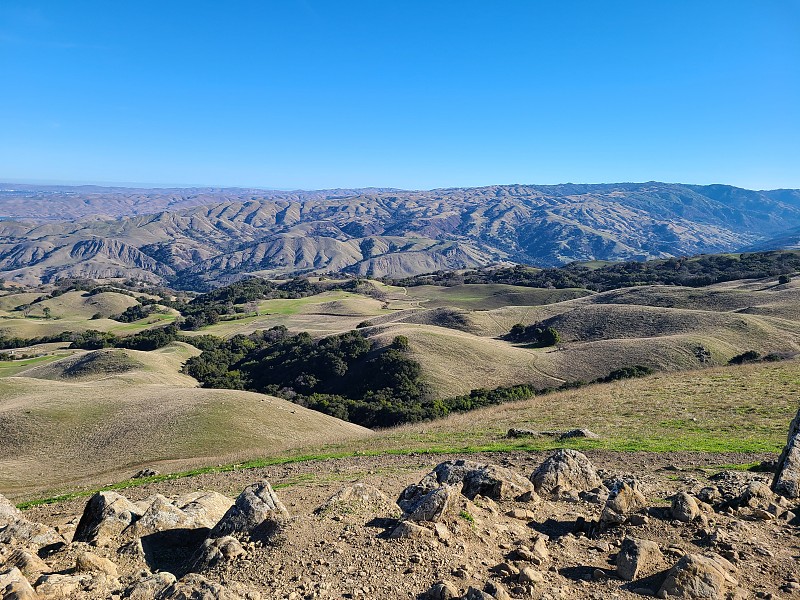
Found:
<box><xmin>2</xmin><ymin>182</ymin><xmax>800</xmax><ymax>287</ymax></box>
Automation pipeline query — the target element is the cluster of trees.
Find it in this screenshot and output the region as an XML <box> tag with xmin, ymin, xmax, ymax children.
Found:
<box><xmin>184</xmin><ymin>329</ymin><xmax>431</xmax><ymax>427</ymax></box>
<box><xmin>111</xmin><ymin>304</ymin><xmax>156</xmax><ymax>322</ymax></box>
<box><xmin>68</xmin><ymin>324</ymin><xmax>180</xmax><ymax>351</ymax></box>
<box><xmin>507</xmin><ymin>324</ymin><xmax>560</xmax><ymax>347</ymax></box>
<box><xmin>387</xmin><ymin>250</ymin><xmax>800</xmax><ymax>292</ymax></box>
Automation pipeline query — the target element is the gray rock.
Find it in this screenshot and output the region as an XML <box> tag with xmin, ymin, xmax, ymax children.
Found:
<box><xmin>73</xmin><ymin>491</ymin><xmax>143</xmax><ymax>545</ymax></box>
<box><xmin>530</xmin><ymin>449</ymin><xmax>603</xmax><ymax>497</ymax></box>
<box><xmin>0</xmin><ymin>517</ymin><xmax>63</xmax><ymax>548</ymax></box>
<box><xmin>601</xmin><ymin>481</ymin><xmax>647</xmax><ymax>526</ymax></box>
<box><xmin>506</xmin><ymin>428</ymin><xmax>540</xmax><ymax>438</ymax></box>
<box><xmin>209</xmin><ymin>481</ymin><xmax>289</xmax><ymax>543</ymax></box>
<box><xmin>484</xmin><ymin>580</ymin><xmax>512</xmax><ymax>600</ymax></box>
<box><xmin>124</xmin><ymin>572</ymin><xmax>177</xmax><ymax>600</ymax></box>
<box><xmin>127</xmin><ymin>494</ymin><xmax>196</xmax><ymax>537</ymax></box>
<box><xmin>0</xmin><ymin>494</ymin><xmax>21</xmax><ymax>525</ymax></box>
<box><xmin>190</xmin><ymin>536</ymin><xmax>246</xmax><ymax>572</ymax></box>
<box><xmin>405</xmin><ymin>485</ymin><xmax>458</xmax><ymax>523</ymax></box>
<box><xmin>35</xmin><ymin>572</ymin><xmax>93</xmax><ymax>598</ymax></box>
<box><xmin>657</xmin><ymin>553</ymin><xmax>738</xmax><ymax>599</ymax></box>
<box><xmin>0</xmin><ymin>566</ymin><xmax>38</xmax><ymax>600</ymax></box>
<box><xmin>3</xmin><ymin>549</ymin><xmax>50</xmax><ymax>581</ymax></box>
<box><xmin>75</xmin><ymin>551</ymin><xmax>119</xmax><ymax>578</ymax></box>
<box><xmin>425</xmin><ymin>580</ymin><xmax>459</xmax><ymax>600</ymax></box>
<box><xmin>388</xmin><ymin>520</ymin><xmax>432</xmax><ymax>539</ymax></box>
<box><xmin>616</xmin><ymin>537</ymin><xmax>663</xmax><ymax>581</ymax></box>
<box><xmin>463</xmin><ymin>587</ymin><xmax>494</xmax><ymax>600</ymax></box>
<box><xmin>774</xmin><ymin>407</ymin><xmax>800</xmax><ymax>498</ymax></box>
<box><xmin>161</xmin><ymin>573</ymin><xmax>257</xmax><ymax>599</ymax></box>
<box><xmin>559</xmin><ymin>428</ymin><xmax>600</xmax><ymax>440</ymax></box>
<box><xmin>671</xmin><ymin>492</ymin><xmax>700</xmax><ymax>523</ymax></box>
<box><xmin>175</xmin><ymin>491</ymin><xmax>234</xmax><ymax>528</ymax></box>
<box><xmin>398</xmin><ymin>460</ymin><xmax>537</xmax><ymax>512</ymax></box>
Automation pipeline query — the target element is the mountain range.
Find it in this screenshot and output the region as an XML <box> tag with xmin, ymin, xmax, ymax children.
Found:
<box><xmin>1</xmin><ymin>181</ymin><xmax>800</xmax><ymax>289</ymax></box>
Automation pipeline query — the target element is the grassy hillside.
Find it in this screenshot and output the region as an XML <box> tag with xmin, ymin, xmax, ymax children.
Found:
<box><xmin>0</xmin><ymin>343</ymin><xmax>371</xmax><ymax>498</ymax></box>
<box><xmin>343</xmin><ymin>357</ymin><xmax>800</xmax><ymax>456</ymax></box>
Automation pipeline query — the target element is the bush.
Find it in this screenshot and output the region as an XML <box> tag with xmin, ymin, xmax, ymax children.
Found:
<box><xmin>728</xmin><ymin>350</ymin><xmax>762</xmax><ymax>365</ymax></box>
<box><xmin>779</xmin><ymin>274</ymin><xmax>792</xmax><ymax>285</ymax></box>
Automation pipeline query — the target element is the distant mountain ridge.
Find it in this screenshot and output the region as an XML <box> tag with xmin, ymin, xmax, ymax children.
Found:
<box><xmin>1</xmin><ymin>182</ymin><xmax>799</xmax><ymax>289</ymax></box>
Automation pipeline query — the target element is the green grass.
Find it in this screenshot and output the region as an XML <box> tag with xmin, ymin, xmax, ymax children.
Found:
<box><xmin>0</xmin><ymin>354</ymin><xmax>64</xmax><ymax>378</ymax></box>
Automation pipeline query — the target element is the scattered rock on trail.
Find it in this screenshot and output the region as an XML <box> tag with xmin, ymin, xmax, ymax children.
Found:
<box><xmin>530</xmin><ymin>449</ymin><xmax>603</xmax><ymax>497</ymax></box>
<box><xmin>658</xmin><ymin>553</ymin><xmax>739</xmax><ymax>599</ymax></box>
<box><xmin>671</xmin><ymin>492</ymin><xmax>701</xmax><ymax>522</ymax></box>
<box><xmin>209</xmin><ymin>481</ymin><xmax>289</xmax><ymax>544</ymax></box>
<box><xmin>73</xmin><ymin>491</ymin><xmax>142</xmax><ymax>545</ymax></box>
<box><xmin>601</xmin><ymin>481</ymin><xmax>647</xmax><ymax>526</ymax></box>
<box><xmin>616</xmin><ymin>537</ymin><xmax>664</xmax><ymax>581</ymax></box>
<box><xmin>398</xmin><ymin>460</ymin><xmax>537</xmax><ymax>512</ymax></box>
<box><xmin>0</xmin><ymin>566</ymin><xmax>38</xmax><ymax>600</ymax></box>
<box><xmin>773</xmin><ymin>407</ymin><xmax>800</xmax><ymax>498</ymax></box>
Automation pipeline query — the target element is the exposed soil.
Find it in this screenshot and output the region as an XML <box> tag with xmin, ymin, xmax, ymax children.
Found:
<box><xmin>8</xmin><ymin>449</ymin><xmax>798</xmax><ymax>599</ymax></box>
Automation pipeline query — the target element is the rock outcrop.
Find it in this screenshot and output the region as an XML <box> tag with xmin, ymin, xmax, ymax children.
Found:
<box><xmin>398</xmin><ymin>460</ymin><xmax>537</xmax><ymax>512</ymax></box>
<box><xmin>529</xmin><ymin>449</ymin><xmax>603</xmax><ymax>497</ymax></box>
<box><xmin>209</xmin><ymin>481</ymin><xmax>289</xmax><ymax>543</ymax></box>
<box><xmin>773</xmin><ymin>407</ymin><xmax>800</xmax><ymax>498</ymax></box>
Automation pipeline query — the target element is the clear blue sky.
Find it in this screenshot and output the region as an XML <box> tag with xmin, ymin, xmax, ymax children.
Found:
<box><xmin>1</xmin><ymin>1</ymin><xmax>798</xmax><ymax>190</ymax></box>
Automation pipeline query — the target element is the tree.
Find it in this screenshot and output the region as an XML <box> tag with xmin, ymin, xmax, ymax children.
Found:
<box><xmin>779</xmin><ymin>274</ymin><xmax>792</xmax><ymax>285</ymax></box>
<box><xmin>42</xmin><ymin>307</ymin><xmax>52</xmax><ymax>320</ymax></box>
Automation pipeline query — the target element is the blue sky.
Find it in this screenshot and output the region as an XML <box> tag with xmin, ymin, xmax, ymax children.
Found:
<box><xmin>1</xmin><ymin>1</ymin><xmax>798</xmax><ymax>190</ymax></box>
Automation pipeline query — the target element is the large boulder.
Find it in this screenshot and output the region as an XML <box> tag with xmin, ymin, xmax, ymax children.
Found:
<box><xmin>0</xmin><ymin>566</ymin><xmax>38</xmax><ymax>600</ymax></box>
<box><xmin>126</xmin><ymin>495</ymin><xmax>197</xmax><ymax>537</ymax></box>
<box><xmin>209</xmin><ymin>481</ymin><xmax>289</xmax><ymax>543</ymax></box>
<box><xmin>658</xmin><ymin>553</ymin><xmax>738</xmax><ymax>599</ymax></box>
<box><xmin>73</xmin><ymin>492</ymin><xmax>142</xmax><ymax>545</ymax></box>
<box><xmin>773</xmin><ymin>408</ymin><xmax>800</xmax><ymax>498</ymax></box>
<box><xmin>174</xmin><ymin>492</ymin><xmax>234</xmax><ymax>528</ymax></box>
<box><xmin>0</xmin><ymin>519</ymin><xmax>63</xmax><ymax>549</ymax></box>
<box><xmin>616</xmin><ymin>537</ymin><xmax>663</xmax><ymax>581</ymax></box>
<box><xmin>398</xmin><ymin>460</ymin><xmax>536</xmax><ymax>511</ymax></box>
<box><xmin>530</xmin><ymin>449</ymin><xmax>603</xmax><ymax>497</ymax></box>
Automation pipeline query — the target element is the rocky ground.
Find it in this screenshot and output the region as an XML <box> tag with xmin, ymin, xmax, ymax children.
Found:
<box><xmin>1</xmin><ymin>434</ymin><xmax>800</xmax><ymax>599</ymax></box>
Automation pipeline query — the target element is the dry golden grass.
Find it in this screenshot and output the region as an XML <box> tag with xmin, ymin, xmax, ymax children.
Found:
<box><xmin>0</xmin><ymin>343</ymin><xmax>371</xmax><ymax>498</ymax></box>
